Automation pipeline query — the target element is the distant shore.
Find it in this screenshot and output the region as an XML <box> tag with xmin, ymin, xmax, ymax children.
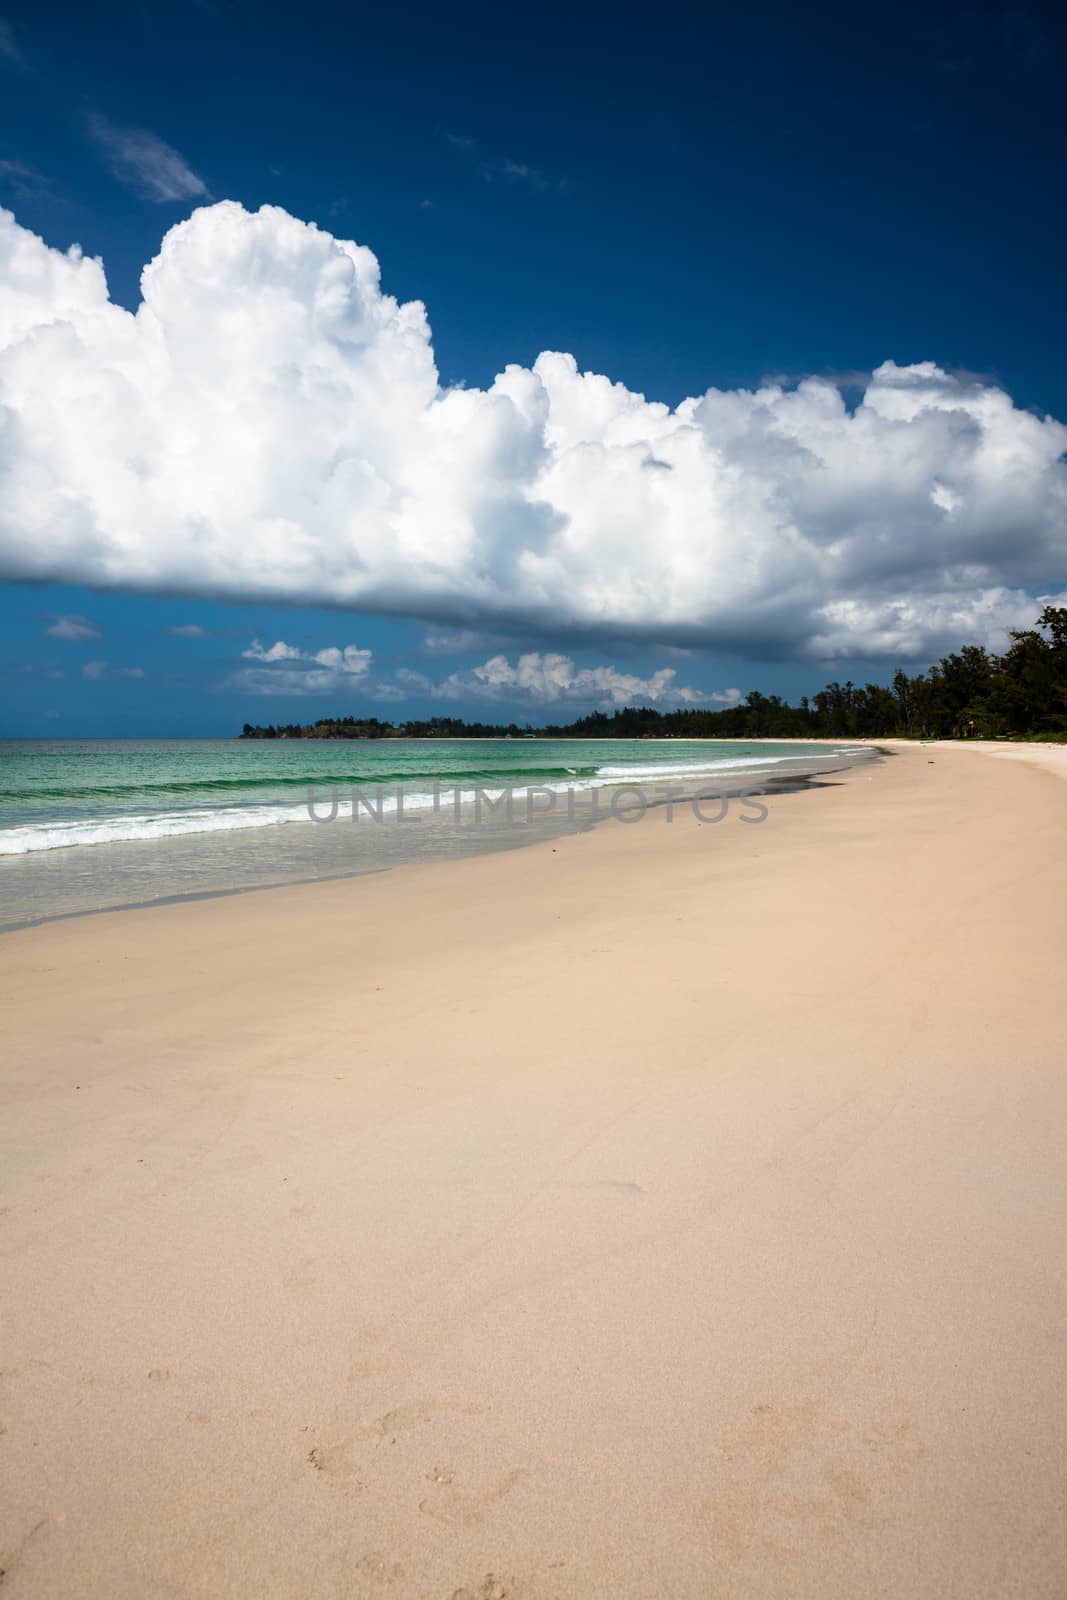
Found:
<box><xmin>1</xmin><ymin>742</ymin><xmax>1065</xmax><ymax>1598</ymax></box>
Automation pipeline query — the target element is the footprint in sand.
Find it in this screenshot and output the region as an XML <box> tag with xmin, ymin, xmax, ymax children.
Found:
<box><xmin>307</xmin><ymin>1399</ymin><xmax>485</xmax><ymax>1481</ymax></box>
<box><xmin>700</xmin><ymin>1399</ymin><xmax>926</xmax><ymax>1561</ymax></box>
<box><xmin>346</xmin><ymin>1326</ymin><xmax>394</xmax><ymax>1382</ymax></box>
<box><xmin>353</xmin><ymin>1552</ymin><xmax>405</xmax><ymax>1585</ymax></box>
<box><xmin>307</xmin><ymin>1440</ymin><xmax>366</xmax><ymax>1484</ymax></box>
<box><xmin>357</xmin><ymin>1398</ymin><xmax>484</xmax><ymax>1442</ymax></box>
<box><xmin>347</xmin><ymin>1354</ymin><xmax>393</xmax><ymax>1381</ymax></box>
<box><xmin>448</xmin><ymin>1577</ymin><xmax>518</xmax><ymax>1600</ymax></box>
<box><xmin>420</xmin><ymin>1468</ymin><xmax>527</xmax><ymax>1529</ymax></box>
<box><xmin>699</xmin><ymin>1400</ymin><xmax>822</xmax><ymax>1560</ymax></box>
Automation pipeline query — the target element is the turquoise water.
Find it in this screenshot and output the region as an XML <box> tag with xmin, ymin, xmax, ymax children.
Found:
<box><xmin>0</xmin><ymin>738</ymin><xmax>870</xmax><ymax>927</ymax></box>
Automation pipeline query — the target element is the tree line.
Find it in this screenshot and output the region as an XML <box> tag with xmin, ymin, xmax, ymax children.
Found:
<box><xmin>240</xmin><ymin>606</ymin><xmax>1067</xmax><ymax>742</ymax></box>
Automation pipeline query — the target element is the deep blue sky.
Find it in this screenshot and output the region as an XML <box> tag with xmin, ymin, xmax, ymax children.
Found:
<box><xmin>1</xmin><ymin>0</ymin><xmax>1064</xmax><ymax>734</ymax></box>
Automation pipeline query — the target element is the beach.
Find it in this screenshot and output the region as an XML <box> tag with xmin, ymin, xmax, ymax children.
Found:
<box><xmin>1</xmin><ymin>740</ymin><xmax>1065</xmax><ymax>1597</ymax></box>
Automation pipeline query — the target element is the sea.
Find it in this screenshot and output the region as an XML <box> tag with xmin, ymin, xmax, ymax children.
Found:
<box><xmin>0</xmin><ymin>738</ymin><xmax>876</xmax><ymax>930</ymax></box>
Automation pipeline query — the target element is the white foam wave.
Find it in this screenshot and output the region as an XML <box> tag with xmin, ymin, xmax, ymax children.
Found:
<box><xmin>592</xmin><ymin>755</ymin><xmax>805</xmax><ymax>780</ymax></box>
<box><xmin>0</xmin><ymin>802</ymin><xmax>312</xmax><ymax>855</ymax></box>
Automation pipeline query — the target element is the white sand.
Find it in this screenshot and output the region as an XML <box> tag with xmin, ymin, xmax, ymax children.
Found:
<box><xmin>1</xmin><ymin>742</ymin><xmax>1065</xmax><ymax>1598</ymax></box>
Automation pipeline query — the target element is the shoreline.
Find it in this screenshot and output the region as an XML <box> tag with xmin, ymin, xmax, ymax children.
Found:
<box><xmin>12</xmin><ymin>730</ymin><xmax>1067</xmax><ymax>936</ymax></box>
<box><xmin>0</xmin><ymin>743</ymin><xmax>876</xmax><ymax>934</ymax></box>
<box><xmin>2</xmin><ymin>742</ymin><xmax>1065</xmax><ymax>1598</ymax></box>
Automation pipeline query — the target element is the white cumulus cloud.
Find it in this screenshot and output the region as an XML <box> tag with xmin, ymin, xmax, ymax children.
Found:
<box><xmin>1</xmin><ymin>201</ymin><xmax>1065</xmax><ymax>662</ymax></box>
<box><xmin>428</xmin><ymin>653</ymin><xmax>740</xmax><ymax>707</ymax></box>
<box><xmin>235</xmin><ymin>638</ymin><xmax>374</xmax><ymax>695</ymax></box>
<box><xmin>229</xmin><ymin>639</ymin><xmax>734</xmax><ymax>708</ymax></box>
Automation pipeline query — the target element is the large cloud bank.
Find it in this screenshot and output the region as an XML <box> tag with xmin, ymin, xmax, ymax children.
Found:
<box><xmin>1</xmin><ymin>201</ymin><xmax>1065</xmax><ymax>660</ymax></box>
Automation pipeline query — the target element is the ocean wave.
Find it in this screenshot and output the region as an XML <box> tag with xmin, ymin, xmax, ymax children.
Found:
<box><xmin>0</xmin><ymin>751</ymin><xmax>847</xmax><ymax>855</ymax></box>
<box><xmin>0</xmin><ymin>763</ymin><xmax>605</xmax><ymax>803</ymax></box>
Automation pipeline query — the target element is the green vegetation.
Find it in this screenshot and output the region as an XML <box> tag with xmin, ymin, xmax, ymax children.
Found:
<box><xmin>240</xmin><ymin>607</ymin><xmax>1067</xmax><ymax>742</ymax></box>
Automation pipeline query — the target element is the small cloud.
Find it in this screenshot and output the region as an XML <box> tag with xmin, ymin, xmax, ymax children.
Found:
<box><xmin>0</xmin><ymin>159</ymin><xmax>53</xmax><ymax>201</ymax></box>
<box><xmin>241</xmin><ymin>638</ymin><xmax>304</xmax><ymax>663</ymax></box>
<box><xmin>421</xmin><ymin>627</ymin><xmax>509</xmax><ymax>656</ymax></box>
<box><xmin>45</xmin><ymin>612</ymin><xmax>101</xmax><ymax>641</ymax></box>
<box><xmin>167</xmin><ymin>623</ymin><xmax>209</xmax><ymax>637</ymax></box>
<box><xmin>443</xmin><ymin>128</ymin><xmax>569</xmax><ymax>194</ymax></box>
<box><xmin>86</xmin><ymin>113</ymin><xmax>208</xmax><ymax>203</ymax></box>
<box><xmin>493</xmin><ymin>158</ymin><xmax>570</xmax><ymax>194</ymax></box>
<box><xmin>19</xmin><ymin>663</ymin><xmax>66</xmax><ymax>679</ymax></box>
<box><xmin>233</xmin><ymin>638</ymin><xmax>374</xmax><ymax>695</ymax></box>
<box><xmin>81</xmin><ymin>660</ymin><xmax>144</xmax><ymax>681</ymax></box>
<box><xmin>0</xmin><ymin>19</ymin><xmax>25</xmax><ymax>67</ymax></box>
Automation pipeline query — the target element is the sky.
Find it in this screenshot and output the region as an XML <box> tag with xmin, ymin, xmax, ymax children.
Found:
<box><xmin>0</xmin><ymin>0</ymin><xmax>1065</xmax><ymax>736</ymax></box>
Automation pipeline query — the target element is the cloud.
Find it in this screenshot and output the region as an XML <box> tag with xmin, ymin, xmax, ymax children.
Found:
<box><xmin>0</xmin><ymin>160</ymin><xmax>52</xmax><ymax>203</ymax></box>
<box><xmin>429</xmin><ymin>653</ymin><xmax>737</xmax><ymax>707</ymax></box>
<box><xmin>228</xmin><ymin>638</ymin><xmax>732</xmax><ymax>708</ymax></box>
<box><xmin>0</xmin><ymin>202</ymin><xmax>1065</xmax><ymax>664</ymax></box>
<box><xmin>86</xmin><ymin>115</ymin><xmax>208</xmax><ymax>202</ymax></box>
<box><xmin>421</xmin><ymin>627</ymin><xmax>511</xmax><ymax>655</ymax></box>
<box><xmin>0</xmin><ymin>20</ymin><xmax>24</xmax><ymax>67</ymax></box>
<box><xmin>81</xmin><ymin>660</ymin><xmax>144</xmax><ymax>681</ymax></box>
<box><xmin>443</xmin><ymin>130</ymin><xmax>569</xmax><ymax>193</ymax></box>
<box><xmin>18</xmin><ymin>663</ymin><xmax>65</xmax><ymax>679</ymax></box>
<box><xmin>167</xmin><ymin>622</ymin><xmax>209</xmax><ymax>637</ymax></box>
<box><xmin>45</xmin><ymin>612</ymin><xmax>101</xmax><ymax>640</ymax></box>
<box><xmin>493</xmin><ymin>159</ymin><xmax>569</xmax><ymax>193</ymax></box>
<box><xmin>233</xmin><ymin>638</ymin><xmax>373</xmax><ymax>695</ymax></box>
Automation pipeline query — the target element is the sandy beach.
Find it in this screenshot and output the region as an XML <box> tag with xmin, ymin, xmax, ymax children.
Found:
<box><xmin>1</xmin><ymin>740</ymin><xmax>1065</xmax><ymax>1599</ymax></box>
